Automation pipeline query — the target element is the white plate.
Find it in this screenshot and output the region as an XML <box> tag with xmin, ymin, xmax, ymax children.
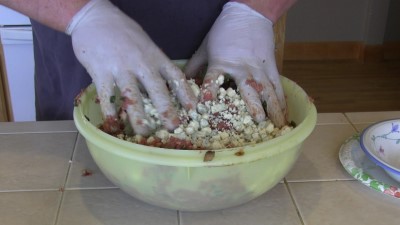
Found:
<box><xmin>339</xmin><ymin>135</ymin><xmax>400</xmax><ymax>199</ymax></box>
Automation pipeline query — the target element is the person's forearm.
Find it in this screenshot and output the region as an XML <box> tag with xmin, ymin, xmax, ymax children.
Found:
<box><xmin>231</xmin><ymin>0</ymin><xmax>297</xmax><ymax>23</ymax></box>
<box><xmin>0</xmin><ymin>0</ymin><xmax>89</xmax><ymax>32</ymax></box>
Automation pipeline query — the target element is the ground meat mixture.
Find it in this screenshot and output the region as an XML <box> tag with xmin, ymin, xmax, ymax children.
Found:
<box><xmin>112</xmin><ymin>75</ymin><xmax>293</xmax><ymax>150</ymax></box>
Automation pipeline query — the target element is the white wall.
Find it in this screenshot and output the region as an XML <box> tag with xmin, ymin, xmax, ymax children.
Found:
<box><xmin>285</xmin><ymin>0</ymin><xmax>398</xmax><ymax>44</ymax></box>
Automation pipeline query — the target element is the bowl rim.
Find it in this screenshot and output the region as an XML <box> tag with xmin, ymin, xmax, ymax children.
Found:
<box><xmin>360</xmin><ymin>118</ymin><xmax>400</xmax><ymax>175</ymax></box>
<box><xmin>73</xmin><ymin>76</ymin><xmax>317</xmax><ymax>167</ymax></box>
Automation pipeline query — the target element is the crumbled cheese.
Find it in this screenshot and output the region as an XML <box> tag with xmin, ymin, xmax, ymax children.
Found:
<box><xmin>117</xmin><ymin>79</ymin><xmax>293</xmax><ymax>150</ymax></box>
<box><xmin>226</xmin><ymin>88</ymin><xmax>236</xmax><ymax>98</ymax></box>
<box><xmin>155</xmin><ymin>129</ymin><xmax>169</xmax><ymax>140</ymax></box>
<box><xmin>200</xmin><ymin>118</ymin><xmax>209</xmax><ymax>128</ymax></box>
<box><xmin>185</xmin><ymin>126</ymin><xmax>195</xmax><ymax>135</ymax></box>
<box><xmin>211</xmin><ymin>103</ymin><xmax>228</xmax><ymax>114</ymax></box>
<box><xmin>216</xmin><ymin>75</ymin><xmax>225</xmax><ymax>85</ymax></box>
<box><xmin>197</xmin><ymin>103</ymin><xmax>208</xmax><ymax>114</ymax></box>
<box><xmin>174</xmin><ymin>127</ymin><xmax>183</xmax><ymax>134</ymax></box>
<box><xmin>243</xmin><ymin>115</ymin><xmax>252</xmax><ymax>125</ymax></box>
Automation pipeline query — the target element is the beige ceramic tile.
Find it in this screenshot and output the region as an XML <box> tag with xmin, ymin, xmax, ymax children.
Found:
<box><xmin>0</xmin><ymin>121</ymin><xmax>77</xmax><ymax>133</ymax></box>
<box><xmin>316</xmin><ymin>113</ymin><xmax>349</xmax><ymax>125</ymax></box>
<box><xmin>288</xmin><ymin>181</ymin><xmax>400</xmax><ymax>225</ymax></box>
<box><xmin>56</xmin><ymin>189</ymin><xmax>179</xmax><ymax>225</ymax></box>
<box><xmin>0</xmin><ymin>191</ymin><xmax>61</xmax><ymax>225</ymax></box>
<box><xmin>180</xmin><ymin>184</ymin><xmax>302</xmax><ymax>225</ymax></box>
<box><xmin>0</xmin><ymin>133</ymin><xmax>76</xmax><ymax>191</ymax></box>
<box><xmin>345</xmin><ymin>111</ymin><xmax>400</xmax><ymax>124</ymax></box>
<box><xmin>346</xmin><ymin>111</ymin><xmax>400</xmax><ymax>133</ymax></box>
<box><xmin>286</xmin><ymin>123</ymin><xmax>357</xmax><ymax>181</ymax></box>
<box><xmin>66</xmin><ymin>135</ymin><xmax>116</xmax><ymax>189</ymax></box>
<box><xmin>354</xmin><ymin>123</ymin><xmax>372</xmax><ymax>133</ymax></box>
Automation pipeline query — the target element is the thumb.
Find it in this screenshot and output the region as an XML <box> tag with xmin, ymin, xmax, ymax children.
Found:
<box><xmin>184</xmin><ymin>37</ymin><xmax>208</xmax><ymax>79</ymax></box>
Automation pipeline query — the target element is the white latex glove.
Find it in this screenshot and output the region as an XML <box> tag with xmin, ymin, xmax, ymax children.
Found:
<box><xmin>66</xmin><ymin>0</ymin><xmax>197</xmax><ymax>136</ymax></box>
<box><xmin>185</xmin><ymin>2</ymin><xmax>287</xmax><ymax>127</ymax></box>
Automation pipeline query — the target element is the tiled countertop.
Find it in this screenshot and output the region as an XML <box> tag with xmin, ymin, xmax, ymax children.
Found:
<box><xmin>1</xmin><ymin>112</ymin><xmax>399</xmax><ymax>225</ymax></box>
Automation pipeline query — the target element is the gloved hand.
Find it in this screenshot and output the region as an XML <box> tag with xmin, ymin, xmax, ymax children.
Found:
<box><xmin>185</xmin><ymin>2</ymin><xmax>287</xmax><ymax>127</ymax></box>
<box><xmin>66</xmin><ymin>0</ymin><xmax>197</xmax><ymax>136</ymax></box>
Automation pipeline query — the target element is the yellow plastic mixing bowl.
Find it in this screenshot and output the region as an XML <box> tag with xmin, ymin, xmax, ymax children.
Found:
<box><xmin>73</xmin><ymin>62</ymin><xmax>317</xmax><ymax>211</ymax></box>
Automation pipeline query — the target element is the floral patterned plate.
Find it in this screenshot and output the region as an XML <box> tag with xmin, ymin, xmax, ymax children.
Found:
<box><xmin>339</xmin><ymin>134</ymin><xmax>400</xmax><ymax>199</ymax></box>
<box><xmin>360</xmin><ymin>119</ymin><xmax>400</xmax><ymax>182</ymax></box>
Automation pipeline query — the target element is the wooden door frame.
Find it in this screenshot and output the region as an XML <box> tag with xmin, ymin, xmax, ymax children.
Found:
<box><xmin>274</xmin><ymin>14</ymin><xmax>286</xmax><ymax>75</ymax></box>
<box><xmin>0</xmin><ymin>43</ymin><xmax>12</xmax><ymax>122</ymax></box>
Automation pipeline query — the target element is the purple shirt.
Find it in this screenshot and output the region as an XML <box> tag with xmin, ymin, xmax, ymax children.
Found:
<box><xmin>32</xmin><ymin>0</ymin><xmax>228</xmax><ymax>121</ymax></box>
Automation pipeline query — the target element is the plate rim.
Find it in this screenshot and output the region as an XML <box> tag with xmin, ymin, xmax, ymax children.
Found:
<box><xmin>339</xmin><ymin>135</ymin><xmax>400</xmax><ymax>199</ymax></box>
<box><xmin>359</xmin><ymin>119</ymin><xmax>400</xmax><ymax>175</ymax></box>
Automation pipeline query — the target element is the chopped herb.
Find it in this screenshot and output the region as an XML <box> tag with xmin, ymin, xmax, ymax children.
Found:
<box><xmin>110</xmin><ymin>95</ymin><xmax>116</xmax><ymax>103</ymax></box>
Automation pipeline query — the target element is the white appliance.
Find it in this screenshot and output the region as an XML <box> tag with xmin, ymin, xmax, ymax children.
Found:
<box><xmin>0</xmin><ymin>6</ymin><xmax>35</xmax><ymax>121</ymax></box>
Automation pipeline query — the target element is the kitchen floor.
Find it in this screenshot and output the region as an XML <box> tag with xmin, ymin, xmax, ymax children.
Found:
<box><xmin>283</xmin><ymin>60</ymin><xmax>400</xmax><ymax>113</ymax></box>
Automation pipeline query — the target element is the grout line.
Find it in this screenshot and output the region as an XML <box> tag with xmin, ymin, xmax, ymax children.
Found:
<box><xmin>283</xmin><ymin>178</ymin><xmax>305</xmax><ymax>225</ymax></box>
<box><xmin>0</xmin><ymin>189</ymin><xmax>60</xmax><ymax>193</ymax></box>
<box><xmin>0</xmin><ymin>186</ymin><xmax>121</xmax><ymax>193</ymax></box>
<box><xmin>343</xmin><ymin>113</ymin><xmax>359</xmax><ymax>132</ymax></box>
<box><xmin>64</xmin><ymin>187</ymin><xmax>119</xmax><ymax>191</ymax></box>
<box><xmin>53</xmin><ymin>132</ymin><xmax>79</xmax><ymax>225</ymax></box>
<box><xmin>286</xmin><ymin>178</ymin><xmax>355</xmax><ymax>183</ymax></box>
<box><xmin>284</xmin><ymin>179</ymin><xmax>361</xmax><ymax>225</ymax></box>
<box><xmin>0</xmin><ymin>187</ymin><xmax>120</xmax><ymax>193</ymax></box>
<box><xmin>177</xmin><ymin>211</ymin><xmax>181</xmax><ymax>225</ymax></box>
<box><xmin>0</xmin><ymin>131</ymin><xmax>77</xmax><ymax>135</ymax></box>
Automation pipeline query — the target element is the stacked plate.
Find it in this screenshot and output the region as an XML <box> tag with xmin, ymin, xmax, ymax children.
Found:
<box><xmin>339</xmin><ymin>119</ymin><xmax>400</xmax><ymax>199</ymax></box>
